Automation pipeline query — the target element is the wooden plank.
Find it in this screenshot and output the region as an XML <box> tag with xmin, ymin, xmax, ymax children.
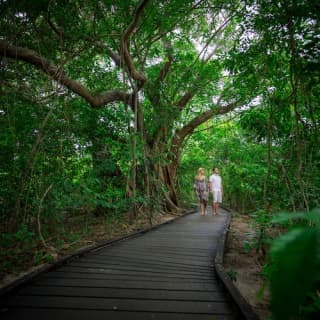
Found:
<box><xmin>125</xmin><ymin>233</ymin><xmax>217</xmax><ymax>240</ymax></box>
<box><xmin>60</xmin><ymin>260</ymin><xmax>214</xmax><ymax>276</ymax></box>
<box><xmin>56</xmin><ymin>258</ymin><xmax>214</xmax><ymax>275</ymax></box>
<box><xmin>108</xmin><ymin>246</ymin><xmax>212</xmax><ymax>255</ymax></box>
<box><xmin>114</xmin><ymin>242</ymin><xmax>216</xmax><ymax>249</ymax></box>
<box><xmin>76</xmin><ymin>257</ymin><xmax>213</xmax><ymax>272</ymax></box>
<box><xmin>17</xmin><ymin>285</ymin><xmax>228</xmax><ymax>301</ymax></box>
<box><xmin>83</xmin><ymin>252</ymin><xmax>214</xmax><ymax>265</ymax></box>
<box><xmin>104</xmin><ymin>242</ymin><xmax>213</xmax><ymax>252</ymax></box>
<box><xmin>66</xmin><ymin>262</ymin><xmax>212</xmax><ymax>277</ymax></box>
<box><xmin>40</xmin><ymin>272</ymin><xmax>214</xmax><ymax>284</ymax></box>
<box><xmin>78</xmin><ymin>256</ymin><xmax>213</xmax><ymax>272</ymax></box>
<box><xmin>99</xmin><ymin>248</ymin><xmax>212</xmax><ymax>260</ymax></box>
<box><xmin>140</xmin><ymin>235</ymin><xmax>217</xmax><ymax>240</ymax></box>
<box><xmin>54</xmin><ymin>264</ymin><xmax>214</xmax><ymax>276</ymax></box>
<box><xmin>6</xmin><ymin>295</ymin><xmax>233</xmax><ymax>314</ymax></box>
<box><xmin>102</xmin><ymin>244</ymin><xmax>213</xmax><ymax>253</ymax></box>
<box><xmin>43</xmin><ymin>269</ymin><xmax>214</xmax><ymax>281</ymax></box>
<box><xmin>103</xmin><ymin>244</ymin><xmax>215</xmax><ymax>252</ymax></box>
<box><xmin>0</xmin><ymin>308</ymin><xmax>236</xmax><ymax>320</ymax></box>
<box><xmin>65</xmin><ymin>261</ymin><xmax>214</xmax><ymax>276</ymax></box>
<box><xmin>31</xmin><ymin>277</ymin><xmax>220</xmax><ymax>291</ymax></box>
<box><xmin>126</xmin><ymin>237</ymin><xmax>217</xmax><ymax>243</ymax></box>
<box><xmin>88</xmin><ymin>251</ymin><xmax>213</xmax><ymax>263</ymax></box>
<box><xmin>89</xmin><ymin>253</ymin><xmax>213</xmax><ymax>267</ymax></box>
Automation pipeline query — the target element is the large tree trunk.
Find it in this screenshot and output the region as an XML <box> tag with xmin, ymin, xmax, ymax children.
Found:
<box><xmin>161</xmin><ymin>165</ymin><xmax>179</xmax><ymax>208</ymax></box>
<box><xmin>148</xmin><ymin>140</ymin><xmax>180</xmax><ymax>212</ymax></box>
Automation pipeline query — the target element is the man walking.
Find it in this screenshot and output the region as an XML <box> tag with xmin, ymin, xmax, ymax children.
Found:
<box><xmin>209</xmin><ymin>167</ymin><xmax>223</xmax><ymax>216</ymax></box>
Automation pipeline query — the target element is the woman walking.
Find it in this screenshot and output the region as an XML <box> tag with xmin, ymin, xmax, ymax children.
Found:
<box><xmin>194</xmin><ymin>168</ymin><xmax>209</xmax><ymax>215</ymax></box>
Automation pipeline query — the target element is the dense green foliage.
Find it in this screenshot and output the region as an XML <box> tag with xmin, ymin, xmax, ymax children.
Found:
<box><xmin>1</xmin><ymin>0</ymin><xmax>320</xmax><ymax>318</ymax></box>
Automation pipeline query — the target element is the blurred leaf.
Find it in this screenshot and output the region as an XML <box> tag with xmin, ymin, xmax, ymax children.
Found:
<box><xmin>270</xmin><ymin>227</ymin><xmax>320</xmax><ymax>320</ymax></box>
<box><xmin>272</xmin><ymin>209</ymin><xmax>320</xmax><ymax>226</ymax></box>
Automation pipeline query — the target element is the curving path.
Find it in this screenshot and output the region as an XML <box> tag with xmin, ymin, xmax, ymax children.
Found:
<box><xmin>1</xmin><ymin>209</ymin><xmax>248</xmax><ymax>319</ymax></box>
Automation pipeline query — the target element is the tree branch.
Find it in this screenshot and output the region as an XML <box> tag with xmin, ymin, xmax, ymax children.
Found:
<box><xmin>158</xmin><ymin>41</ymin><xmax>174</xmax><ymax>82</ymax></box>
<box><xmin>175</xmin><ymin>77</ymin><xmax>213</xmax><ymax>110</ymax></box>
<box><xmin>123</xmin><ymin>0</ymin><xmax>150</xmax><ymax>41</ymax></box>
<box><xmin>176</xmin><ymin>91</ymin><xmax>194</xmax><ymax>109</ymax></box>
<box><xmin>0</xmin><ymin>40</ymin><xmax>133</xmax><ymax>108</ymax></box>
<box><xmin>172</xmin><ymin>100</ymin><xmax>240</xmax><ymax>152</ymax></box>
<box><xmin>120</xmin><ymin>0</ymin><xmax>149</xmax><ymax>84</ymax></box>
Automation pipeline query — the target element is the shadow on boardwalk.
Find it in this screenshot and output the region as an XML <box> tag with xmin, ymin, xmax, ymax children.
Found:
<box><xmin>1</xmin><ymin>209</ymin><xmax>246</xmax><ymax>320</ymax></box>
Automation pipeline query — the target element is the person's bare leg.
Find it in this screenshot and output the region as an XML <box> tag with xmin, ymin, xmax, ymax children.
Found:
<box><xmin>212</xmin><ymin>202</ymin><xmax>214</xmax><ymax>215</ymax></box>
<box><xmin>214</xmin><ymin>202</ymin><xmax>218</xmax><ymax>215</ymax></box>
<box><xmin>215</xmin><ymin>202</ymin><xmax>219</xmax><ymax>215</ymax></box>
<box><xmin>200</xmin><ymin>202</ymin><xmax>205</xmax><ymax>215</ymax></box>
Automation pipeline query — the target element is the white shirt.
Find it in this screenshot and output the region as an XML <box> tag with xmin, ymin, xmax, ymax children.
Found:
<box><xmin>209</xmin><ymin>174</ymin><xmax>222</xmax><ymax>191</ymax></box>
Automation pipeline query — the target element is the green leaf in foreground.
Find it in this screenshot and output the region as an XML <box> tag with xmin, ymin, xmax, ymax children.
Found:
<box><xmin>270</xmin><ymin>228</ymin><xmax>320</xmax><ymax>320</ymax></box>
<box><xmin>272</xmin><ymin>209</ymin><xmax>320</xmax><ymax>227</ymax></box>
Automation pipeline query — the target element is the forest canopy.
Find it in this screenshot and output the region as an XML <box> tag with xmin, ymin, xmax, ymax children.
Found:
<box><xmin>1</xmin><ymin>0</ymin><xmax>319</xmax><ymax>219</ymax></box>
<box><xmin>1</xmin><ymin>0</ymin><xmax>246</xmax><ymax>224</ymax></box>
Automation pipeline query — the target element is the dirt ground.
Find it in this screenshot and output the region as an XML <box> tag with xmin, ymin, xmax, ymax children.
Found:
<box><xmin>224</xmin><ymin>213</ymin><xmax>271</xmax><ymax>320</ymax></box>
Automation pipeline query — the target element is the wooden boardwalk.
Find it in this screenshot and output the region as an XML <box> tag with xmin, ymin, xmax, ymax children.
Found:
<box><xmin>1</xmin><ymin>209</ymin><xmax>245</xmax><ymax>319</ymax></box>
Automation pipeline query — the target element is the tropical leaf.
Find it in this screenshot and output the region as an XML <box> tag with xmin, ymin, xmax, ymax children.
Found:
<box><xmin>272</xmin><ymin>209</ymin><xmax>320</xmax><ymax>227</ymax></box>
<box><xmin>270</xmin><ymin>228</ymin><xmax>320</xmax><ymax>320</ymax></box>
